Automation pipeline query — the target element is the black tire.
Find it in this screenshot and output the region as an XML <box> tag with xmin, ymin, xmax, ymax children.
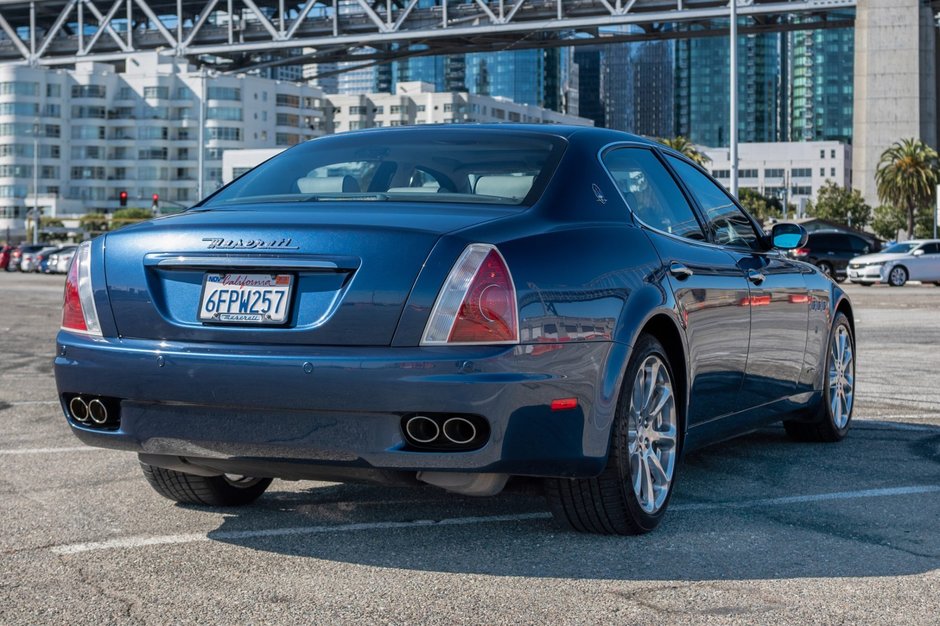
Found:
<box><xmin>887</xmin><ymin>265</ymin><xmax>908</xmax><ymax>287</ymax></box>
<box><xmin>784</xmin><ymin>311</ymin><xmax>855</xmax><ymax>443</ymax></box>
<box><xmin>816</xmin><ymin>261</ymin><xmax>834</xmax><ymax>279</ymax></box>
<box><xmin>545</xmin><ymin>334</ymin><xmax>682</xmax><ymax>535</ymax></box>
<box><xmin>140</xmin><ymin>462</ymin><xmax>272</xmax><ymax>506</ymax></box>
<box><xmin>858</xmin><ymin>282</ymin><xmax>874</xmax><ymax>287</ymax></box>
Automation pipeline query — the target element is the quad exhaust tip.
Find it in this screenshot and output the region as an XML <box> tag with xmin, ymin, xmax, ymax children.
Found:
<box><xmin>404</xmin><ymin>415</ymin><xmax>440</xmax><ymax>444</ymax></box>
<box><xmin>442</xmin><ymin>417</ymin><xmax>477</xmax><ymax>445</ymax></box>
<box><xmin>68</xmin><ymin>397</ymin><xmax>89</xmax><ymax>423</ymax></box>
<box><xmin>88</xmin><ymin>398</ymin><xmax>108</xmax><ymax>425</ymax></box>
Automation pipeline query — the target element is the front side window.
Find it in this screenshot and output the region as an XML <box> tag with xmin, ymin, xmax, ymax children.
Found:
<box><xmin>602</xmin><ymin>148</ymin><xmax>705</xmax><ymax>241</ymax></box>
<box><xmin>666</xmin><ymin>156</ymin><xmax>761</xmax><ymax>250</ymax></box>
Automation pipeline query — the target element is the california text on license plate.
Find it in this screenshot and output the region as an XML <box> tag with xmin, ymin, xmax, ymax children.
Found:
<box><xmin>198</xmin><ymin>273</ymin><xmax>293</xmax><ymax>324</ymax></box>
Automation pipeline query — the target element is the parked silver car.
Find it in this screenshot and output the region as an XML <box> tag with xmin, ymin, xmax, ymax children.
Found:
<box><xmin>847</xmin><ymin>239</ymin><xmax>940</xmax><ymax>286</ymax></box>
<box><xmin>47</xmin><ymin>246</ymin><xmax>78</xmax><ymax>274</ymax></box>
<box><xmin>19</xmin><ymin>246</ymin><xmax>59</xmax><ymax>272</ymax></box>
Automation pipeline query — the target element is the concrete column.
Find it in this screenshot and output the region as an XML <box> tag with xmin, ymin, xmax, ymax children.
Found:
<box><xmin>852</xmin><ymin>0</ymin><xmax>938</xmax><ymax>205</ymax></box>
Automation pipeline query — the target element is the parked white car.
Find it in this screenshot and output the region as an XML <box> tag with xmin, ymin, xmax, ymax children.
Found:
<box><xmin>847</xmin><ymin>239</ymin><xmax>940</xmax><ymax>286</ymax></box>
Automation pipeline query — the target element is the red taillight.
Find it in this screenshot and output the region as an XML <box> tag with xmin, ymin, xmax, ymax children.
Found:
<box><xmin>62</xmin><ymin>250</ymin><xmax>87</xmax><ymax>332</ymax></box>
<box><xmin>449</xmin><ymin>249</ymin><xmax>518</xmax><ymax>343</ymax></box>
<box><xmin>551</xmin><ymin>398</ymin><xmax>579</xmax><ymax>411</ymax></box>
<box><xmin>793</xmin><ymin>247</ymin><xmax>810</xmax><ymax>257</ymax></box>
<box><xmin>422</xmin><ymin>244</ymin><xmax>519</xmax><ymax>345</ymax></box>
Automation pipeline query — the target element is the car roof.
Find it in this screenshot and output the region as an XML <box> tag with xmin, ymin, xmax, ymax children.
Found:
<box><xmin>318</xmin><ymin>123</ymin><xmax>658</xmax><ymax>146</ymax></box>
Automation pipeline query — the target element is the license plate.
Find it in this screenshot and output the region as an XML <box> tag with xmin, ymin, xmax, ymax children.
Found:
<box><xmin>849</xmin><ymin>271</ymin><xmax>859</xmax><ymax>278</ymax></box>
<box><xmin>198</xmin><ymin>273</ymin><xmax>293</xmax><ymax>324</ymax></box>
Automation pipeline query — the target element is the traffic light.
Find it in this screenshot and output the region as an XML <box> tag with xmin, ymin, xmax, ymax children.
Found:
<box><xmin>119</xmin><ymin>190</ymin><xmax>128</xmax><ymax>207</ymax></box>
<box><xmin>151</xmin><ymin>193</ymin><xmax>159</xmax><ymax>209</ymax></box>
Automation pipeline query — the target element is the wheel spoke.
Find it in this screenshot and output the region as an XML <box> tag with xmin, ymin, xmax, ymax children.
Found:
<box><xmin>648</xmin><ymin>385</ymin><xmax>672</xmax><ymax>420</ymax></box>
<box><xmin>641</xmin><ymin>361</ymin><xmax>658</xmax><ymax>414</ymax></box>
<box><xmin>640</xmin><ymin>456</ymin><xmax>654</xmax><ymax>509</ymax></box>
<box><xmin>647</xmin><ymin>451</ymin><xmax>668</xmax><ymax>485</ymax></box>
<box><xmin>649</xmin><ymin>424</ymin><xmax>677</xmax><ymax>449</ymax></box>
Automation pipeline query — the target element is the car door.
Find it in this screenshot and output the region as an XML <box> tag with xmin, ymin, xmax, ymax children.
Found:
<box><xmin>663</xmin><ymin>155</ymin><xmax>811</xmax><ymax>408</ymax></box>
<box><xmin>907</xmin><ymin>242</ymin><xmax>940</xmax><ymax>281</ymax></box>
<box><xmin>602</xmin><ymin>146</ymin><xmax>752</xmax><ymax>425</ymax></box>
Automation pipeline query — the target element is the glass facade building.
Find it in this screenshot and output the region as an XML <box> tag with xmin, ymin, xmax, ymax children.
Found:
<box><xmin>789</xmin><ymin>27</ymin><xmax>854</xmax><ymax>143</ymax></box>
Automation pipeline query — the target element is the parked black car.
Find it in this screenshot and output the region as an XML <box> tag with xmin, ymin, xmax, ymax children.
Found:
<box><xmin>790</xmin><ymin>231</ymin><xmax>880</xmax><ymax>282</ymax></box>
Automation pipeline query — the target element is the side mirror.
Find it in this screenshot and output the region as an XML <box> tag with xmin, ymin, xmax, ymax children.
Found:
<box><xmin>771</xmin><ymin>223</ymin><xmax>808</xmax><ymax>250</ymax></box>
<box><xmin>912</xmin><ymin>248</ymin><xmax>925</xmax><ymax>256</ymax></box>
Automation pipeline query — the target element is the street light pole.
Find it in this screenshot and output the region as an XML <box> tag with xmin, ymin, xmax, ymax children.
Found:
<box><xmin>729</xmin><ymin>0</ymin><xmax>739</xmax><ymax>197</ymax></box>
<box><xmin>32</xmin><ymin>119</ymin><xmax>39</xmax><ymax>244</ymax></box>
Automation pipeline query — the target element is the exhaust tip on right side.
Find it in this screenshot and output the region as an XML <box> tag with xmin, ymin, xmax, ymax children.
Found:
<box><xmin>442</xmin><ymin>417</ymin><xmax>477</xmax><ymax>445</ymax></box>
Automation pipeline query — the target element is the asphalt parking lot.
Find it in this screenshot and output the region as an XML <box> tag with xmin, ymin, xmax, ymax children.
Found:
<box><xmin>1</xmin><ymin>272</ymin><xmax>937</xmax><ymax>625</ymax></box>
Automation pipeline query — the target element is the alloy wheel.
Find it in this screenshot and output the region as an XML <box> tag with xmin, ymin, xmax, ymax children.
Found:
<box><xmin>627</xmin><ymin>355</ymin><xmax>678</xmax><ymax>514</ymax></box>
<box><xmin>889</xmin><ymin>266</ymin><xmax>907</xmax><ymax>286</ymax></box>
<box><xmin>828</xmin><ymin>325</ymin><xmax>855</xmax><ymax>429</ymax></box>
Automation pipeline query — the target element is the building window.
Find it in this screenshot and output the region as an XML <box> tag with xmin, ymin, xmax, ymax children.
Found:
<box><xmin>205</xmin><ymin>127</ymin><xmax>242</xmax><ymax>141</ymax></box>
<box><xmin>276</xmin><ymin>93</ymin><xmax>300</xmax><ymax>108</ymax></box>
<box><xmin>143</xmin><ymin>86</ymin><xmax>169</xmax><ymax>99</ymax></box>
<box><xmin>0</xmin><ymin>102</ymin><xmax>39</xmax><ymax>116</ymax></box>
<box><xmin>791</xmin><ymin>168</ymin><xmax>812</xmax><ymax>178</ymax></box>
<box><xmin>740</xmin><ymin>169</ymin><xmax>758</xmax><ymax>179</ymax></box>
<box><xmin>207</xmin><ymin>106</ymin><xmax>243</xmax><ymax>121</ymax></box>
<box><xmin>831</xmin><ymin>168</ymin><xmax>836</xmax><ymax>177</ymax></box>
<box><xmin>70</xmin><ymin>126</ymin><xmax>106</xmax><ymax>140</ymax></box>
<box><xmin>820</xmin><ymin>149</ymin><xmax>825</xmax><ymax>159</ymax></box>
<box><xmin>276</xmin><ymin>113</ymin><xmax>299</xmax><ymax>126</ymax></box>
<box><xmin>46</xmin><ymin>84</ymin><xmax>61</xmax><ymax>98</ymax></box>
<box><xmin>712</xmin><ymin>170</ymin><xmax>730</xmax><ymax>179</ymax></box>
<box><xmin>0</xmin><ymin>82</ymin><xmax>38</xmax><ymax>96</ymax></box>
<box><xmin>138</xmin><ymin>148</ymin><xmax>169</xmax><ymax>160</ymax></box>
<box><xmin>390</xmin><ymin>105</ymin><xmax>403</xmax><ymax>114</ymax></box>
<box><xmin>70</xmin><ymin>85</ymin><xmax>106</xmax><ymax>98</ymax></box>
<box><xmin>207</xmin><ymin>87</ymin><xmax>241</xmax><ymax>101</ymax></box>
<box><xmin>764</xmin><ymin>168</ymin><xmax>785</xmax><ymax>178</ymax></box>
<box><xmin>69</xmin><ymin>166</ymin><xmax>106</xmax><ymax>180</ymax></box>
<box><xmin>138</xmin><ymin>126</ymin><xmax>169</xmax><ymax>140</ymax></box>
<box><xmin>831</xmin><ymin>149</ymin><xmax>836</xmax><ymax>159</ymax></box>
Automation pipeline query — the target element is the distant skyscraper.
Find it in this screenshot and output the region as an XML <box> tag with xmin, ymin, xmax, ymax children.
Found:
<box><xmin>674</xmin><ymin>33</ymin><xmax>784</xmax><ymax>147</ymax></box>
<box><xmin>574</xmin><ymin>47</ymin><xmax>605</xmax><ymax>128</ymax></box>
<box><xmin>789</xmin><ymin>26</ymin><xmax>854</xmax><ymax>143</ymax></box>
<box><xmin>603</xmin><ymin>40</ymin><xmax>674</xmax><ymax>137</ymax></box>
<box><xmin>463</xmin><ymin>48</ymin><xmax>574</xmax><ymax>112</ymax></box>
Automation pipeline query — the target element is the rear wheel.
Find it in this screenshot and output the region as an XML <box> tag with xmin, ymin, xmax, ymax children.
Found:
<box><xmin>784</xmin><ymin>312</ymin><xmax>855</xmax><ymax>442</ymax></box>
<box><xmin>140</xmin><ymin>462</ymin><xmax>272</xmax><ymax>506</ymax></box>
<box><xmin>816</xmin><ymin>261</ymin><xmax>834</xmax><ymax>279</ymax></box>
<box><xmin>546</xmin><ymin>334</ymin><xmax>681</xmax><ymax>534</ymax></box>
<box><xmin>888</xmin><ymin>265</ymin><xmax>908</xmax><ymax>287</ymax></box>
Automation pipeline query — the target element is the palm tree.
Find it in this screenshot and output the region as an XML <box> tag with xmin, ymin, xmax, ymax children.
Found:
<box><xmin>875</xmin><ymin>138</ymin><xmax>939</xmax><ymax>239</ymax></box>
<box><xmin>656</xmin><ymin>136</ymin><xmax>711</xmax><ymax>166</ymax></box>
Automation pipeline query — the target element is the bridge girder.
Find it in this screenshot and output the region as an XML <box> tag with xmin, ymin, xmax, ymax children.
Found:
<box><xmin>0</xmin><ymin>0</ymin><xmax>857</xmax><ymax>70</ymax></box>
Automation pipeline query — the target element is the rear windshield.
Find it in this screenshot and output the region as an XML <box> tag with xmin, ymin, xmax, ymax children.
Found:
<box><xmin>203</xmin><ymin>130</ymin><xmax>567</xmax><ymax>209</ymax></box>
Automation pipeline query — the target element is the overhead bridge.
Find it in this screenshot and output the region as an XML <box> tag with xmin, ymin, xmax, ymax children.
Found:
<box><xmin>0</xmin><ymin>0</ymin><xmax>857</xmax><ymax>71</ymax></box>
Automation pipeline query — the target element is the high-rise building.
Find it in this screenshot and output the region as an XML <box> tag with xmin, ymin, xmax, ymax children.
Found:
<box><xmin>790</xmin><ymin>26</ymin><xmax>854</xmax><ymax>143</ymax></box>
<box><xmin>574</xmin><ymin>47</ymin><xmax>605</xmax><ymax>128</ymax></box>
<box><xmin>602</xmin><ymin>40</ymin><xmax>674</xmax><ymax>137</ymax></box>
<box><xmin>464</xmin><ymin>48</ymin><xmax>575</xmax><ymax>113</ymax></box>
<box><xmin>675</xmin><ymin>32</ymin><xmax>785</xmax><ymax>147</ymax></box>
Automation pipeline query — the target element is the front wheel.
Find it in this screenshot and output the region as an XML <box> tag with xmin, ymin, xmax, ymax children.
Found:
<box><xmin>784</xmin><ymin>311</ymin><xmax>855</xmax><ymax>442</ymax></box>
<box><xmin>546</xmin><ymin>334</ymin><xmax>681</xmax><ymax>534</ymax></box>
<box><xmin>888</xmin><ymin>265</ymin><xmax>908</xmax><ymax>287</ymax></box>
<box><xmin>140</xmin><ymin>462</ymin><xmax>272</xmax><ymax>506</ymax></box>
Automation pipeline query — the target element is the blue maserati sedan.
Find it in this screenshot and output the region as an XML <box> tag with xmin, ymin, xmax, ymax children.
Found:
<box><xmin>54</xmin><ymin>126</ymin><xmax>855</xmax><ymax>534</ymax></box>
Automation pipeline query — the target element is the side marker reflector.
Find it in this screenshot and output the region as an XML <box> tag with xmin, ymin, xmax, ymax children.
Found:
<box><xmin>551</xmin><ymin>398</ymin><xmax>579</xmax><ymax>412</ymax></box>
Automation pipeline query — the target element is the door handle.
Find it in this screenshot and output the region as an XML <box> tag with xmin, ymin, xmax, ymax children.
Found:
<box><xmin>669</xmin><ymin>262</ymin><xmax>693</xmax><ymax>280</ymax></box>
<box><xmin>747</xmin><ymin>269</ymin><xmax>765</xmax><ymax>285</ymax></box>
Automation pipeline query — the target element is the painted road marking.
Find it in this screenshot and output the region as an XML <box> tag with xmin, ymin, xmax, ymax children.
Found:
<box><xmin>51</xmin><ymin>485</ymin><xmax>940</xmax><ymax>555</ymax></box>
<box><xmin>0</xmin><ymin>446</ymin><xmax>98</xmax><ymax>455</ymax></box>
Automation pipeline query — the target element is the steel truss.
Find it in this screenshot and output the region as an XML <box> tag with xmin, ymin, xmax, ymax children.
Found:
<box><xmin>0</xmin><ymin>0</ymin><xmax>856</xmax><ymax>71</ymax></box>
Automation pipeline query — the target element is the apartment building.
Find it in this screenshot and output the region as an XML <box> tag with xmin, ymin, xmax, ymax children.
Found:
<box><xmin>703</xmin><ymin>141</ymin><xmax>852</xmax><ymax>211</ymax></box>
<box><xmin>0</xmin><ymin>53</ymin><xmax>326</xmax><ymax>238</ymax></box>
<box><xmin>327</xmin><ymin>81</ymin><xmax>590</xmax><ymax>134</ymax></box>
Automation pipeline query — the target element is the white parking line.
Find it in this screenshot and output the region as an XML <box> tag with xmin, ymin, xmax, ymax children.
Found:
<box><xmin>51</xmin><ymin>512</ymin><xmax>553</xmax><ymax>555</ymax></box>
<box><xmin>51</xmin><ymin>484</ymin><xmax>940</xmax><ymax>555</ymax></box>
<box><xmin>673</xmin><ymin>485</ymin><xmax>940</xmax><ymax>512</ymax></box>
<box><xmin>0</xmin><ymin>446</ymin><xmax>97</xmax><ymax>456</ymax></box>
<box><xmin>0</xmin><ymin>400</ymin><xmax>60</xmax><ymax>406</ymax></box>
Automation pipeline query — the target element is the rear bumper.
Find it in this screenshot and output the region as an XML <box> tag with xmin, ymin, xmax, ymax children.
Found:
<box><xmin>54</xmin><ymin>332</ymin><xmax>625</xmax><ymax>478</ymax></box>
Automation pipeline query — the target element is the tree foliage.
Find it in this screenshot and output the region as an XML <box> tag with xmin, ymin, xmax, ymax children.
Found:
<box><xmin>110</xmin><ymin>207</ymin><xmax>153</xmax><ymax>230</ymax></box>
<box><xmin>805</xmin><ymin>181</ymin><xmax>872</xmax><ymax>228</ymax></box>
<box><xmin>737</xmin><ymin>188</ymin><xmax>783</xmax><ymax>223</ymax></box>
<box><xmin>655</xmin><ymin>136</ymin><xmax>711</xmax><ymax>166</ymax></box>
<box><xmin>871</xmin><ymin>203</ymin><xmax>936</xmax><ymax>241</ymax></box>
<box><xmin>875</xmin><ymin>138</ymin><xmax>939</xmax><ymax>239</ymax></box>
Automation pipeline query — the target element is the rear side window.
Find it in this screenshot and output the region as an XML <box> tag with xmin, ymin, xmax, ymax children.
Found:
<box><xmin>602</xmin><ymin>147</ymin><xmax>705</xmax><ymax>240</ymax></box>
<box><xmin>921</xmin><ymin>243</ymin><xmax>940</xmax><ymax>254</ymax></box>
<box><xmin>810</xmin><ymin>234</ymin><xmax>836</xmax><ymax>249</ymax></box>
<box><xmin>848</xmin><ymin>236</ymin><xmax>871</xmax><ymax>254</ymax></box>
<box><xmin>204</xmin><ymin>130</ymin><xmax>566</xmax><ymax>208</ymax></box>
<box><xmin>665</xmin><ymin>156</ymin><xmax>762</xmax><ymax>250</ymax></box>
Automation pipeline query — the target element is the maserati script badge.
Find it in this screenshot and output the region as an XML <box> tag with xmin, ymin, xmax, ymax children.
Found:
<box><xmin>202</xmin><ymin>237</ymin><xmax>299</xmax><ymax>250</ymax></box>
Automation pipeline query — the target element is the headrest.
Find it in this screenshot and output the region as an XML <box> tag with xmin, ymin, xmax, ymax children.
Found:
<box><xmin>474</xmin><ymin>175</ymin><xmax>534</xmax><ymax>200</ymax></box>
<box><xmin>296</xmin><ymin>175</ymin><xmax>360</xmax><ymax>194</ymax></box>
